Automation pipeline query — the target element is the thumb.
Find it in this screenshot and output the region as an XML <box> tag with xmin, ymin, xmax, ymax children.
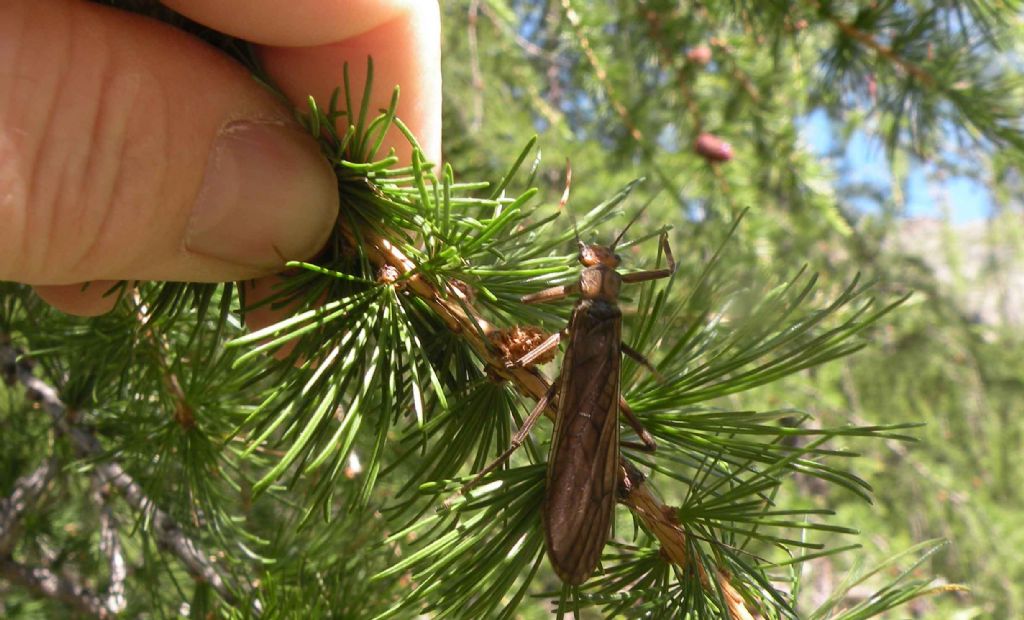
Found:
<box><xmin>0</xmin><ymin>0</ymin><xmax>338</xmax><ymax>286</ymax></box>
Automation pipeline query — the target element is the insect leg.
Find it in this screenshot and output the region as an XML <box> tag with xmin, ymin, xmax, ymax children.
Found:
<box><xmin>443</xmin><ymin>377</ymin><xmax>560</xmax><ymax>508</ymax></box>
<box><xmin>620</xmin><ymin>232</ymin><xmax>676</xmax><ymax>284</ymax></box>
<box><xmin>618</xmin><ymin>397</ymin><xmax>657</xmax><ymax>453</ymax></box>
<box><xmin>621</xmin><ymin>343</ymin><xmax>667</xmax><ymax>384</ymax></box>
<box><xmin>512</xmin><ymin>330</ymin><xmax>565</xmax><ymax>368</ymax></box>
<box><xmin>521</xmin><ymin>283</ymin><xmax>580</xmax><ymax>304</ymax></box>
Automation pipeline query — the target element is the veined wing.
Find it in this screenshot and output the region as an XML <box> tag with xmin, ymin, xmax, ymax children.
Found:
<box><xmin>543</xmin><ymin>299</ymin><xmax>621</xmax><ymax>585</ymax></box>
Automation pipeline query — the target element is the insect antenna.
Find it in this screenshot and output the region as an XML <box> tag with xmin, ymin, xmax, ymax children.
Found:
<box><xmin>558</xmin><ymin>159</ymin><xmax>585</xmax><ymax>253</ymax></box>
<box><xmin>610</xmin><ymin>206</ymin><xmax>648</xmax><ymax>251</ymax></box>
<box><xmin>569</xmin><ymin>214</ymin><xmax>584</xmax><ymax>254</ymax></box>
<box><xmin>559</xmin><ymin>159</ymin><xmax>573</xmax><ymax>211</ymax></box>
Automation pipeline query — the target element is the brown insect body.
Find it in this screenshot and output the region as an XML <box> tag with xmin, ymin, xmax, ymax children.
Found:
<box><xmin>544</xmin><ymin>254</ymin><xmax>624</xmax><ymax>585</ymax></box>
<box><xmin>451</xmin><ymin>225</ymin><xmax>672</xmax><ymax>585</ymax></box>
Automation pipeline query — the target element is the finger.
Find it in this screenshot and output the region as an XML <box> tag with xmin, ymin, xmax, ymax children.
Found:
<box><xmin>33</xmin><ymin>281</ymin><xmax>122</xmax><ymax>317</ymax></box>
<box><xmin>259</xmin><ymin>10</ymin><xmax>443</xmax><ymax>166</ymax></box>
<box><xmin>0</xmin><ymin>0</ymin><xmax>339</xmax><ymax>286</ymax></box>
<box><xmin>163</xmin><ymin>0</ymin><xmax>440</xmax><ymax>333</ymax></box>
<box><xmin>160</xmin><ymin>0</ymin><xmax>419</xmax><ymax>47</ymax></box>
<box><xmin>165</xmin><ymin>0</ymin><xmax>442</xmax><ymax>164</ymax></box>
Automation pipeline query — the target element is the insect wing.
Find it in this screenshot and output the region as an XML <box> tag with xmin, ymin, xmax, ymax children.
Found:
<box><xmin>543</xmin><ymin>299</ymin><xmax>621</xmax><ymax>584</ymax></box>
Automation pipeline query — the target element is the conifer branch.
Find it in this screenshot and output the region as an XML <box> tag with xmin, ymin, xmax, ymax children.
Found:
<box><xmin>0</xmin><ymin>558</ymin><xmax>109</xmax><ymax>619</ymax></box>
<box><xmin>337</xmin><ymin>211</ymin><xmax>759</xmax><ymax>614</ymax></box>
<box><xmin>637</xmin><ymin>7</ymin><xmax>739</xmax><ymax>203</ymax></box>
<box><xmin>562</xmin><ymin>0</ymin><xmax>645</xmax><ymax>142</ymax></box>
<box><xmin>477</xmin><ymin>2</ymin><xmax>567</xmax><ymax>126</ymax></box>
<box><xmin>621</xmin><ymin>460</ymin><xmax>759</xmax><ymax>620</ymax></box>
<box><xmin>480</xmin><ymin>1</ymin><xmax>561</xmax><ymax>62</ymax></box>
<box><xmin>814</xmin><ymin>2</ymin><xmax>936</xmax><ymax>88</ymax></box>
<box><xmin>0</xmin><ymin>343</ymin><xmax>236</xmax><ymax>605</ymax></box>
<box><xmin>638</xmin><ymin>4</ymin><xmax>703</xmax><ymax>130</ymax></box>
<box><xmin>0</xmin><ymin>460</ymin><xmax>57</xmax><ymax>554</ymax></box>
<box><xmin>567</xmin><ymin>0</ymin><xmax>735</xmax><ymax>207</ymax></box>
<box><xmin>130</xmin><ymin>292</ymin><xmax>196</xmax><ymax>429</ymax></box>
<box><xmin>90</xmin><ymin>477</ymin><xmax>127</xmax><ymax>615</ymax></box>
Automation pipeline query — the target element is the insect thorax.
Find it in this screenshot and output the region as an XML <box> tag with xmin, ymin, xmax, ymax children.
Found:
<box><xmin>579</xmin><ymin>266</ymin><xmax>622</xmax><ymax>301</ymax></box>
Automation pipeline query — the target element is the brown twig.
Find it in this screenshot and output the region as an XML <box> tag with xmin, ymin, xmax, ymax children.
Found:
<box><xmin>831</xmin><ymin>19</ymin><xmax>935</xmax><ymax>87</ymax></box>
<box><xmin>130</xmin><ymin>292</ymin><xmax>195</xmax><ymax>429</ymax></box>
<box><xmin>562</xmin><ymin>0</ymin><xmax>645</xmax><ymax>142</ymax></box>
<box><xmin>621</xmin><ymin>462</ymin><xmax>759</xmax><ymax>620</ymax></box>
<box><xmin>708</xmin><ymin>39</ymin><xmax>762</xmax><ymax>104</ymax></box>
<box><xmin>808</xmin><ymin>0</ymin><xmax>935</xmax><ymax>88</ymax></box>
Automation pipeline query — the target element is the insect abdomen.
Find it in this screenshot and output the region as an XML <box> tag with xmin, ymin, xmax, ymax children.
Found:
<box><xmin>543</xmin><ymin>301</ymin><xmax>621</xmax><ymax>584</ymax></box>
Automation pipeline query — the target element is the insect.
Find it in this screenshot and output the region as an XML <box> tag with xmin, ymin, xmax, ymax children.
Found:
<box><xmin>444</xmin><ymin>211</ymin><xmax>674</xmax><ymax>584</ymax></box>
<box><xmin>514</xmin><ymin>215</ymin><xmax>676</xmax><ymax>584</ymax></box>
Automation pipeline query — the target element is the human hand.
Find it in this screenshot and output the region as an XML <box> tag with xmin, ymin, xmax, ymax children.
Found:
<box><xmin>0</xmin><ymin>0</ymin><xmax>441</xmax><ymax>317</ymax></box>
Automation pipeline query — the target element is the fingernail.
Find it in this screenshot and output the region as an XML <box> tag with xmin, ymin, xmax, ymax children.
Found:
<box><xmin>186</xmin><ymin>121</ymin><xmax>338</xmax><ymax>270</ymax></box>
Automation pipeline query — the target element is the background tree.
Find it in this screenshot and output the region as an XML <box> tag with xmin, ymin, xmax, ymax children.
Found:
<box><xmin>2</xmin><ymin>0</ymin><xmax>1023</xmax><ymax>618</ymax></box>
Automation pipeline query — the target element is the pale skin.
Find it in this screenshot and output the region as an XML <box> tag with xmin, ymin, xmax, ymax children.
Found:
<box><xmin>0</xmin><ymin>0</ymin><xmax>441</xmax><ymax>329</ymax></box>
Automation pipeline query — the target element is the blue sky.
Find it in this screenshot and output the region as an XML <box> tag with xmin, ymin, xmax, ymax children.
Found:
<box><xmin>801</xmin><ymin>110</ymin><xmax>993</xmax><ymax>224</ymax></box>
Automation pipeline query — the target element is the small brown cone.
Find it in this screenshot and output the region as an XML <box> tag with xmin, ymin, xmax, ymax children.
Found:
<box><xmin>694</xmin><ymin>132</ymin><xmax>734</xmax><ymax>163</ymax></box>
